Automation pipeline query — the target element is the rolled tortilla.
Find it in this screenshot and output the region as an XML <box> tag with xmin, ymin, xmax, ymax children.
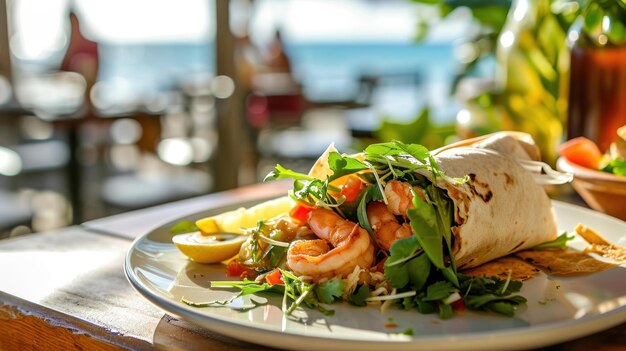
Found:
<box><xmin>429</xmin><ymin>146</ymin><xmax>557</xmax><ymax>269</ymax></box>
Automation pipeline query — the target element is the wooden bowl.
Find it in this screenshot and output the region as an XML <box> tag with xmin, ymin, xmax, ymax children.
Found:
<box><xmin>557</xmin><ymin>157</ymin><xmax>626</xmax><ymax>221</ymax></box>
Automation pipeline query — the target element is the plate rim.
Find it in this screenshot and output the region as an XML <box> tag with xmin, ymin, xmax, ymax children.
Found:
<box><xmin>124</xmin><ymin>200</ymin><xmax>626</xmax><ymax>351</ymax></box>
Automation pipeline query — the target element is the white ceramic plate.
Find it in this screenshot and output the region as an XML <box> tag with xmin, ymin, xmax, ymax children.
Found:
<box><xmin>125</xmin><ymin>200</ymin><xmax>626</xmax><ymax>351</ymax></box>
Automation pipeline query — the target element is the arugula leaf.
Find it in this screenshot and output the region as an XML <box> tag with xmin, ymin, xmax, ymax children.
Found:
<box><xmin>208</xmin><ymin>273</ymin><xmax>337</xmax><ymax>317</ymax></box>
<box><xmin>399</xmin><ymin>143</ymin><xmax>431</xmax><ymax>163</ymax></box>
<box><xmin>293</xmin><ymin>178</ymin><xmax>327</xmax><ymax>204</ymax></box>
<box><xmin>356</xmin><ymin>185</ymin><xmax>383</xmax><ymax>237</ymax></box>
<box><xmin>534</xmin><ymin>232</ymin><xmax>575</xmax><ymax>250</ymax></box>
<box><xmin>407</xmin><ymin>197</ymin><xmax>444</xmax><ymax>269</ymax></box>
<box><xmin>364</xmin><ymin>141</ymin><xmax>430</xmax><ymax>163</ymax></box>
<box><xmin>264</xmin><ymin>164</ymin><xmax>316</xmax><ymax>182</ymax></box>
<box><xmin>265</xmin><ymin>245</ymin><xmax>287</xmax><ymax>268</ymax></box>
<box><xmin>327</xmin><ymin>152</ymin><xmax>368</xmax><ymax>182</ymax></box>
<box><xmin>169</xmin><ymin>220</ymin><xmax>198</xmax><ymax>235</ymax></box>
<box><xmin>459</xmin><ymin>275</ymin><xmax>522</xmax><ymax>296</ymax></box>
<box><xmin>210</xmin><ymin>279</ymin><xmax>283</xmax><ymax>295</ymax></box>
<box><xmin>281</xmin><ymin>270</ymin><xmax>334</xmax><ymax>316</ymax></box>
<box><xmin>464</xmin><ymin>294</ymin><xmax>527</xmax><ymax>317</ymax></box>
<box><xmin>407</xmin><ymin>186</ymin><xmax>459</xmax><ymax>287</ymax></box>
<box><xmin>348</xmin><ymin>285</ymin><xmax>371</xmax><ymax>306</ymax></box>
<box><xmin>457</xmin><ymin>275</ymin><xmax>527</xmax><ymax>317</ymax></box>
<box><xmin>315</xmin><ymin>278</ymin><xmax>346</xmax><ymax>304</ymax></box>
<box><xmin>426</xmin><ymin>185</ymin><xmax>454</xmax><ymax>264</ymax></box>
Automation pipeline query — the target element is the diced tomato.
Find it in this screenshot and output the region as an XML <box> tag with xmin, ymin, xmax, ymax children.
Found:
<box><xmin>450</xmin><ymin>299</ymin><xmax>466</xmax><ymax>311</ymax></box>
<box><xmin>339</xmin><ymin>176</ymin><xmax>364</xmax><ymax>202</ymax></box>
<box><xmin>558</xmin><ymin>137</ymin><xmax>603</xmax><ymax>169</ymax></box>
<box><xmin>373</xmin><ymin>257</ymin><xmax>388</xmax><ymax>273</ymax></box>
<box><xmin>265</xmin><ymin>269</ymin><xmax>284</xmax><ymax>285</ymax></box>
<box><xmin>226</xmin><ymin>261</ymin><xmax>257</xmax><ymax>279</ymax></box>
<box><xmin>289</xmin><ymin>202</ymin><xmax>316</xmax><ymax>223</ymax></box>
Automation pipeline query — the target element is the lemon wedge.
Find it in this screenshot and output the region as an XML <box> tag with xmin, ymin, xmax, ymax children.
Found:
<box><xmin>172</xmin><ymin>232</ymin><xmax>248</xmax><ymax>264</ymax></box>
<box><xmin>196</xmin><ymin>196</ymin><xmax>294</xmax><ymax>234</ymax></box>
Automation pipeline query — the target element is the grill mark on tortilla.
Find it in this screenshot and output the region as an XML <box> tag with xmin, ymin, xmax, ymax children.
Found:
<box><xmin>512</xmin><ymin>240</ymin><xmax>526</xmax><ymax>251</ymax></box>
<box><xmin>504</xmin><ymin>172</ymin><xmax>514</xmax><ymax>186</ymax></box>
<box><xmin>467</xmin><ymin>173</ymin><xmax>493</xmax><ymax>203</ymax></box>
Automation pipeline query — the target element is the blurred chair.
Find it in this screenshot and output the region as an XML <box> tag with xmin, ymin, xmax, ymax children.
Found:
<box><xmin>96</xmin><ymin>95</ymin><xmax>212</xmax><ymax>213</ymax></box>
<box><xmin>0</xmin><ymin>126</ymin><xmax>71</xmax><ymax>234</ymax></box>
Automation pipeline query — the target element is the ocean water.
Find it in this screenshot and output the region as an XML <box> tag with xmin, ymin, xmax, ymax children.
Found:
<box><xmin>99</xmin><ymin>41</ymin><xmax>454</xmax><ymax>90</ymax></box>
<box><xmin>286</xmin><ymin>42</ymin><xmax>458</xmax><ymax>122</ymax></box>
<box><xmin>95</xmin><ymin>41</ymin><xmax>459</xmax><ymax>122</ymax></box>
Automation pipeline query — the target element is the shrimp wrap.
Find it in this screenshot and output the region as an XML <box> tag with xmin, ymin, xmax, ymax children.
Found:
<box><xmin>302</xmin><ymin>132</ymin><xmax>557</xmax><ymax>270</ymax></box>
<box><xmin>424</xmin><ymin>133</ymin><xmax>558</xmax><ymax>269</ymax></box>
<box><xmin>196</xmin><ymin>132</ymin><xmax>569</xmax><ymax>320</ymax></box>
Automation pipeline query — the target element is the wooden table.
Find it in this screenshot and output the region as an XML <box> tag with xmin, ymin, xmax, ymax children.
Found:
<box><xmin>1</xmin><ymin>181</ymin><xmax>625</xmax><ymax>351</ymax></box>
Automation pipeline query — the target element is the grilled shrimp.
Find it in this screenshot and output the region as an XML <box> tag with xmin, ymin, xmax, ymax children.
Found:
<box><xmin>286</xmin><ymin>208</ymin><xmax>375</xmax><ymax>282</ymax></box>
<box><xmin>366</xmin><ymin>201</ymin><xmax>412</xmax><ymax>251</ymax></box>
<box><xmin>384</xmin><ymin>180</ymin><xmax>414</xmax><ymax>216</ymax></box>
<box><xmin>368</xmin><ymin>180</ymin><xmax>424</xmax><ymax>251</ymax></box>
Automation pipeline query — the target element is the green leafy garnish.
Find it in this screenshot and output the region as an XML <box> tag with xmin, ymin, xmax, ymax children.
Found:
<box><xmin>356</xmin><ymin>185</ymin><xmax>384</xmax><ymax>237</ymax></box>
<box><xmin>534</xmin><ymin>232</ymin><xmax>575</xmax><ymax>249</ymax></box>
<box><xmin>205</xmin><ymin>270</ymin><xmax>335</xmax><ymax>317</ymax></box>
<box><xmin>384</xmin><ymin>236</ymin><xmax>423</xmax><ymax>289</ymax></box>
<box><xmin>423</xmin><ymin>281</ymin><xmax>456</xmax><ymax>302</ymax></box>
<box><xmin>458</xmin><ymin>275</ymin><xmax>527</xmax><ymax>317</ymax></box>
<box><xmin>315</xmin><ymin>278</ymin><xmax>346</xmax><ymax>304</ymax></box>
<box><xmin>327</xmin><ymin>152</ymin><xmax>368</xmax><ymax>182</ymax></box>
<box><xmin>264</xmin><ymin>164</ymin><xmax>317</xmax><ymax>182</ymax></box>
<box><xmin>348</xmin><ymin>285</ymin><xmax>371</xmax><ymax>306</ymax></box>
<box><xmin>406</xmin><ymin>186</ymin><xmax>458</xmax><ymax>287</ymax></box>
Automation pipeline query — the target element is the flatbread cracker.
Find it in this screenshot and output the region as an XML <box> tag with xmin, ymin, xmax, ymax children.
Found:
<box><xmin>515</xmin><ymin>249</ymin><xmax>616</xmax><ymax>276</ymax></box>
<box><xmin>575</xmin><ymin>223</ymin><xmax>626</xmax><ymax>263</ymax></box>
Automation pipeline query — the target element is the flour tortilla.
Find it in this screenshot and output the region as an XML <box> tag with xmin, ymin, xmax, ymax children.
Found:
<box><xmin>429</xmin><ymin>146</ymin><xmax>557</xmax><ymax>269</ymax></box>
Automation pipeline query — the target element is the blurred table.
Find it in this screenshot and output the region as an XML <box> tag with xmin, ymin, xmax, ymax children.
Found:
<box><xmin>8</xmin><ymin>72</ymin><xmax>173</xmax><ymax>224</ymax></box>
<box><xmin>0</xmin><ymin>181</ymin><xmax>625</xmax><ymax>350</ymax></box>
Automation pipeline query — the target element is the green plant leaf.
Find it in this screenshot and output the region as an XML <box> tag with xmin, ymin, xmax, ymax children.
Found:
<box><xmin>348</xmin><ymin>285</ymin><xmax>371</xmax><ymax>306</ymax></box>
<box><xmin>407</xmin><ymin>197</ymin><xmax>444</xmax><ymax>269</ymax></box>
<box><xmin>584</xmin><ymin>3</ymin><xmax>604</xmax><ymax>34</ymax></box>
<box><xmin>534</xmin><ymin>232</ymin><xmax>575</xmax><ymax>249</ymax></box>
<box><xmin>327</xmin><ymin>152</ymin><xmax>368</xmax><ymax>182</ymax></box>
<box><xmin>315</xmin><ymin>278</ymin><xmax>346</xmax><ymax>304</ymax></box>
<box><xmin>406</xmin><ymin>253</ymin><xmax>431</xmax><ymax>290</ymax></box>
<box><xmin>423</xmin><ymin>281</ymin><xmax>455</xmax><ymax>301</ymax></box>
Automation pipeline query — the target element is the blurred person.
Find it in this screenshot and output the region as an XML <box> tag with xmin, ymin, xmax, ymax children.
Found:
<box><xmin>264</xmin><ymin>28</ymin><xmax>291</xmax><ymax>74</ymax></box>
<box><xmin>235</xmin><ymin>34</ymin><xmax>262</xmax><ymax>96</ymax></box>
<box><xmin>60</xmin><ymin>10</ymin><xmax>99</xmax><ymax>111</ymax></box>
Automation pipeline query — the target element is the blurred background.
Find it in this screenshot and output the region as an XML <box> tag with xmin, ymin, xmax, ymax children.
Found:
<box><xmin>0</xmin><ymin>0</ymin><xmax>619</xmax><ymax>237</ymax></box>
